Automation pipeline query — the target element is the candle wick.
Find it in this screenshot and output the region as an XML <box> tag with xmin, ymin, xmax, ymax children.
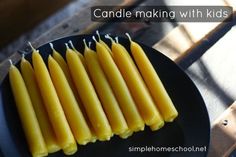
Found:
<box><xmin>125</xmin><ymin>33</ymin><xmax>132</xmax><ymax>42</ymax></box>
<box><xmin>92</xmin><ymin>36</ymin><xmax>98</xmax><ymax>43</ymax></box>
<box><xmin>69</xmin><ymin>40</ymin><xmax>77</xmax><ymax>51</ymax></box>
<box><xmin>49</xmin><ymin>43</ymin><xmax>54</xmax><ymax>51</ymax></box>
<box><xmin>22</xmin><ymin>53</ymin><xmax>25</xmax><ymax>59</ymax></box>
<box><xmin>115</xmin><ymin>37</ymin><xmax>119</xmax><ymax>43</ymax></box>
<box><xmin>9</xmin><ymin>59</ymin><xmax>13</xmax><ymax>65</ymax></box>
<box><xmin>96</xmin><ymin>30</ymin><xmax>101</xmax><ymax>41</ymax></box>
<box><xmin>28</xmin><ymin>41</ymin><xmax>36</xmax><ymax>51</ymax></box>
<box><xmin>105</xmin><ymin>34</ymin><xmax>114</xmax><ymax>43</ymax></box>
<box><xmin>88</xmin><ymin>42</ymin><xmax>92</xmax><ymax>48</ymax></box>
<box><xmin>83</xmin><ymin>39</ymin><xmax>89</xmax><ymax>49</ymax></box>
<box><xmin>65</xmin><ymin>43</ymin><xmax>69</xmax><ymax>49</ymax></box>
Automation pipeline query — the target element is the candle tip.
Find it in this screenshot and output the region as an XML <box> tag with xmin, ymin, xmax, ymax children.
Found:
<box><xmin>115</xmin><ymin>37</ymin><xmax>119</xmax><ymax>43</ymax></box>
<box><xmin>92</xmin><ymin>36</ymin><xmax>98</xmax><ymax>43</ymax></box>
<box><xmin>9</xmin><ymin>59</ymin><xmax>13</xmax><ymax>65</ymax></box>
<box><xmin>28</xmin><ymin>42</ymin><xmax>36</xmax><ymax>51</ymax></box>
<box><xmin>68</xmin><ymin>40</ymin><xmax>77</xmax><ymax>51</ymax></box>
<box><xmin>105</xmin><ymin>34</ymin><xmax>114</xmax><ymax>43</ymax></box>
<box><xmin>49</xmin><ymin>43</ymin><xmax>54</xmax><ymax>50</ymax></box>
<box><xmin>22</xmin><ymin>53</ymin><xmax>25</xmax><ymax>59</ymax></box>
<box><xmin>96</xmin><ymin>30</ymin><xmax>101</xmax><ymax>41</ymax></box>
<box><xmin>83</xmin><ymin>39</ymin><xmax>88</xmax><ymax>49</ymax></box>
<box><xmin>125</xmin><ymin>33</ymin><xmax>132</xmax><ymax>42</ymax></box>
<box><xmin>65</xmin><ymin>43</ymin><xmax>69</xmax><ymax>49</ymax></box>
<box><xmin>88</xmin><ymin>42</ymin><xmax>92</xmax><ymax>48</ymax></box>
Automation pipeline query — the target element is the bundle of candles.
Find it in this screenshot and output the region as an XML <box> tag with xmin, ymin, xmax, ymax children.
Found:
<box><xmin>8</xmin><ymin>32</ymin><xmax>178</xmax><ymax>157</ymax></box>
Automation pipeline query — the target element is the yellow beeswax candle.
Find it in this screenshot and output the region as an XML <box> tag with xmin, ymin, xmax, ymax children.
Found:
<box><xmin>50</xmin><ymin>43</ymin><xmax>79</xmax><ymax>98</ymax></box>
<box><xmin>50</xmin><ymin>43</ymin><xmax>96</xmax><ymax>143</ymax></box>
<box><xmin>83</xmin><ymin>40</ymin><xmax>129</xmax><ymax>135</ymax></box>
<box><xmin>66</xmin><ymin>45</ymin><xmax>112</xmax><ymax>141</ymax></box>
<box><xmin>126</xmin><ymin>33</ymin><xmax>178</xmax><ymax>122</ymax></box>
<box><xmin>20</xmin><ymin>57</ymin><xmax>60</xmax><ymax>153</ymax></box>
<box><xmin>113</xmin><ymin>37</ymin><xmax>164</xmax><ymax>131</ymax></box>
<box><xmin>96</xmin><ymin>34</ymin><xmax>134</xmax><ymax>136</ymax></box>
<box><xmin>94</xmin><ymin>36</ymin><xmax>144</xmax><ymax>132</ymax></box>
<box><xmin>31</xmin><ymin>46</ymin><xmax>77</xmax><ymax>155</ymax></box>
<box><xmin>109</xmin><ymin>37</ymin><xmax>164</xmax><ymax>127</ymax></box>
<box><xmin>48</xmin><ymin>55</ymin><xmax>92</xmax><ymax>145</ymax></box>
<box><xmin>9</xmin><ymin>60</ymin><xmax>48</xmax><ymax>157</ymax></box>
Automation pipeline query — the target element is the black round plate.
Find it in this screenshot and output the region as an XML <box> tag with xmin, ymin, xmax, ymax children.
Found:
<box><xmin>0</xmin><ymin>35</ymin><xmax>210</xmax><ymax>157</ymax></box>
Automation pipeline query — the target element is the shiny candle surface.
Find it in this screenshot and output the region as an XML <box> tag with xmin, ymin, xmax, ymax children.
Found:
<box><xmin>9</xmin><ymin>63</ymin><xmax>48</xmax><ymax>157</ymax></box>
<box><xmin>66</xmin><ymin>47</ymin><xmax>112</xmax><ymax>141</ymax></box>
<box><xmin>32</xmin><ymin>51</ymin><xmax>77</xmax><ymax>155</ymax></box>
<box><xmin>20</xmin><ymin>58</ymin><xmax>60</xmax><ymax>153</ymax></box>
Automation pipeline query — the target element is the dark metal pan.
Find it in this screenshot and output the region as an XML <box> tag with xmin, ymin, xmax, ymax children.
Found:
<box><xmin>0</xmin><ymin>34</ymin><xmax>210</xmax><ymax>157</ymax></box>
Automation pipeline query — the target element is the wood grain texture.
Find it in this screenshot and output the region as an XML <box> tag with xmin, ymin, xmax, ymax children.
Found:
<box><xmin>0</xmin><ymin>0</ymin><xmax>70</xmax><ymax>48</ymax></box>
<box><xmin>0</xmin><ymin>0</ymin><xmax>140</xmax><ymax>84</ymax></box>
<box><xmin>208</xmin><ymin>102</ymin><xmax>236</xmax><ymax>157</ymax></box>
<box><xmin>32</xmin><ymin>0</ymin><xmax>141</xmax><ymax>48</ymax></box>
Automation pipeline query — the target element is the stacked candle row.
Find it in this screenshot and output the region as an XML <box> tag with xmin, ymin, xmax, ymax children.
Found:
<box><xmin>9</xmin><ymin>33</ymin><xmax>178</xmax><ymax>157</ymax></box>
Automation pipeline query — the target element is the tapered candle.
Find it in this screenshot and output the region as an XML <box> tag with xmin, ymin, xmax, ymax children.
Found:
<box><xmin>66</xmin><ymin>44</ymin><xmax>112</xmax><ymax>141</ymax></box>
<box><xmin>94</xmin><ymin>36</ymin><xmax>144</xmax><ymax>132</ymax></box>
<box><xmin>83</xmin><ymin>40</ymin><xmax>129</xmax><ymax>135</ymax></box>
<box><xmin>113</xmin><ymin>37</ymin><xmax>164</xmax><ymax>131</ymax></box>
<box><xmin>126</xmin><ymin>33</ymin><xmax>178</xmax><ymax>122</ymax></box>
<box><xmin>31</xmin><ymin>46</ymin><xmax>77</xmax><ymax>155</ymax></box>
<box><xmin>109</xmin><ymin>37</ymin><xmax>164</xmax><ymax>128</ymax></box>
<box><xmin>48</xmin><ymin>55</ymin><xmax>92</xmax><ymax>145</ymax></box>
<box><xmin>50</xmin><ymin>43</ymin><xmax>79</xmax><ymax>99</ymax></box>
<box><xmin>9</xmin><ymin>60</ymin><xmax>48</xmax><ymax>157</ymax></box>
<box><xmin>50</xmin><ymin>43</ymin><xmax>96</xmax><ymax>143</ymax></box>
<box><xmin>20</xmin><ymin>57</ymin><xmax>60</xmax><ymax>153</ymax></box>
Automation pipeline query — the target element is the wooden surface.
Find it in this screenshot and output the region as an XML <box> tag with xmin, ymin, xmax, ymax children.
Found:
<box><xmin>187</xmin><ymin>26</ymin><xmax>236</xmax><ymax>156</ymax></box>
<box><xmin>209</xmin><ymin>102</ymin><xmax>236</xmax><ymax>157</ymax></box>
<box><xmin>32</xmin><ymin>0</ymin><xmax>142</xmax><ymax>48</ymax></box>
<box><xmin>0</xmin><ymin>0</ymin><xmax>141</xmax><ymax>84</ymax></box>
<box><xmin>0</xmin><ymin>0</ymin><xmax>70</xmax><ymax>48</ymax></box>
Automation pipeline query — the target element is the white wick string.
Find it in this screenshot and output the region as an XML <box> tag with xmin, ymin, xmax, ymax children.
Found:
<box><xmin>69</xmin><ymin>40</ymin><xmax>76</xmax><ymax>50</ymax></box>
<box><xmin>9</xmin><ymin>59</ymin><xmax>13</xmax><ymax>65</ymax></box>
<box><xmin>83</xmin><ymin>39</ymin><xmax>88</xmax><ymax>48</ymax></box>
<box><xmin>96</xmin><ymin>30</ymin><xmax>101</xmax><ymax>41</ymax></box>
<box><xmin>115</xmin><ymin>37</ymin><xmax>119</xmax><ymax>43</ymax></box>
<box><xmin>125</xmin><ymin>33</ymin><xmax>132</xmax><ymax>42</ymax></box>
<box><xmin>49</xmin><ymin>43</ymin><xmax>54</xmax><ymax>50</ymax></box>
<box><xmin>65</xmin><ymin>43</ymin><xmax>69</xmax><ymax>49</ymax></box>
<box><xmin>88</xmin><ymin>42</ymin><xmax>92</xmax><ymax>48</ymax></box>
<box><xmin>105</xmin><ymin>34</ymin><xmax>114</xmax><ymax>43</ymax></box>
<box><xmin>92</xmin><ymin>36</ymin><xmax>98</xmax><ymax>42</ymax></box>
